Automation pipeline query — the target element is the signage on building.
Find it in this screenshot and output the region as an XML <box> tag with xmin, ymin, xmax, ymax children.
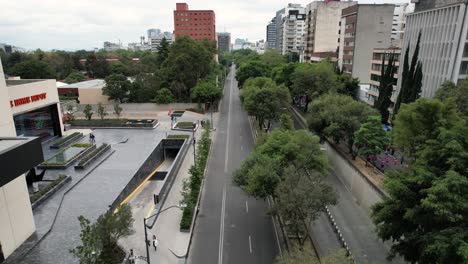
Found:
<box><xmin>10</xmin><ymin>93</ymin><xmax>47</xmax><ymax>108</ymax></box>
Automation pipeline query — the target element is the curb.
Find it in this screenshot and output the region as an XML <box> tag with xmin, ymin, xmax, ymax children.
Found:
<box><xmin>31</xmin><ymin>175</ymin><xmax>71</xmax><ymax>210</ymax></box>
<box><xmin>324</xmin><ymin>206</ymin><xmax>356</xmax><ymax>263</ymax></box>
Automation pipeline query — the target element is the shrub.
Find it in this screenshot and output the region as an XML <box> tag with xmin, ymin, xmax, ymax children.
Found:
<box><xmin>175</xmin><ymin>122</ymin><xmax>195</xmax><ymax>129</ymax></box>
<box><xmin>30</xmin><ymin>175</ymin><xmax>67</xmax><ymax>204</ymax></box>
<box><xmin>78</xmin><ymin>144</ymin><xmax>109</xmax><ymax>166</ymax></box>
<box><xmin>167</xmin><ymin>134</ymin><xmax>190</xmax><ymax>139</ymax></box>
<box><xmin>52</xmin><ymin>132</ymin><xmax>81</xmax><ymax>146</ymax></box>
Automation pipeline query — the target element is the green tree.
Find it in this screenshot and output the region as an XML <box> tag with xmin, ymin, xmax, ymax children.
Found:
<box><xmin>70</xmin><ymin>216</ymin><xmax>102</xmax><ymax>264</ymax></box>
<box><xmin>392</xmin><ymin>98</ymin><xmax>460</xmax><ymax>160</ymax></box>
<box><xmin>10</xmin><ymin>59</ymin><xmax>56</xmax><ymax>79</ymax></box>
<box><xmin>243</xmin><ymin>88</ymin><xmax>280</xmax><ymax>129</ymax></box>
<box><xmin>279</xmin><ymin>113</ymin><xmax>294</xmax><ymax>130</ymax></box>
<box><xmin>163</xmin><ymin>36</ymin><xmax>215</xmax><ymax>100</ymax></box>
<box><xmin>83</xmin><ymin>104</ymin><xmax>94</xmax><ymax>120</ymax></box>
<box><xmin>275</xmin><ymin>247</ymin><xmax>352</xmax><ymax>264</ymax></box>
<box><xmin>308</xmin><ymin>93</ymin><xmax>377</xmax><ymax>153</ymax></box>
<box><xmin>64</xmin><ymin>71</ymin><xmax>86</xmax><ymax>84</ymax></box>
<box><xmin>109</xmin><ymin>61</ymin><xmax>129</xmax><ymax>75</ymax></box>
<box><xmin>235</xmin><ymin>60</ymin><xmax>270</xmax><ymax>87</ymax></box>
<box><xmin>191</xmin><ymin>81</ymin><xmax>222</xmax><ymax>104</ymax></box>
<box><xmin>113</xmin><ymin>102</ymin><xmax>122</xmax><ymax>119</ymax></box>
<box><xmin>234</xmin><ymin>130</ymin><xmax>329</xmax><ymax>199</ymax></box>
<box><xmin>153</xmin><ymin>88</ymin><xmax>175</xmax><ymax>104</ymax></box>
<box><xmin>336</xmin><ymin>74</ymin><xmax>360</xmax><ymax>100</ymax></box>
<box><xmin>156</xmin><ymin>38</ymin><xmax>170</xmax><ymax>66</ymax></box>
<box><xmin>291</xmin><ymin>61</ymin><xmax>339</xmax><ymax>111</ymax></box>
<box><xmin>271</xmin><ymin>62</ymin><xmax>297</xmax><ymax>88</ymax></box>
<box><xmin>103</xmin><ymin>74</ymin><xmax>131</xmax><ymax>102</ymax></box>
<box><xmin>85</xmin><ymin>53</ymin><xmax>111</xmax><ymax>78</ymax></box>
<box><xmin>97</xmin><ymin>103</ymin><xmax>107</xmax><ymax>120</ymax></box>
<box><xmin>435</xmin><ymin>80</ymin><xmax>468</xmax><ymax>116</ymax></box>
<box><xmin>128</xmin><ymin>73</ymin><xmax>160</xmax><ymax>103</ymax></box>
<box><xmin>260</xmin><ymin>50</ymin><xmax>287</xmax><ymax>69</ymax></box>
<box><xmin>374</xmin><ymin>52</ymin><xmax>397</xmax><ymax>123</ymax></box>
<box><xmin>354</xmin><ymin>116</ymin><xmax>390</xmax><ymax>165</ymax></box>
<box><xmin>71</xmin><ymin>204</ymin><xmax>134</xmax><ymax>264</ymax></box>
<box><xmin>394</xmin><ymin>32</ymin><xmax>423</xmax><ymax>115</ymax></box>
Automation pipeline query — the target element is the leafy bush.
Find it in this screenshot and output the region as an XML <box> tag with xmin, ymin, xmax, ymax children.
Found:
<box><xmin>180</xmin><ymin>122</ymin><xmax>211</xmax><ymax>230</ymax></box>
<box><xmin>167</xmin><ymin>134</ymin><xmax>190</xmax><ymax>139</ymax></box>
<box><xmin>52</xmin><ymin>132</ymin><xmax>81</xmax><ymax>146</ymax></box>
<box><xmin>30</xmin><ymin>175</ymin><xmax>67</xmax><ymax>204</ymax></box>
<box><xmin>78</xmin><ymin>143</ymin><xmax>109</xmax><ymax>166</ymax></box>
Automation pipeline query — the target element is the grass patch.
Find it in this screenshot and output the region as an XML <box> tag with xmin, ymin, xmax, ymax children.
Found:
<box><xmin>30</xmin><ymin>175</ymin><xmax>67</xmax><ymax>204</ymax></box>
<box><xmin>180</xmin><ymin>121</ymin><xmax>211</xmax><ymax>230</ymax></box>
<box><xmin>78</xmin><ymin>143</ymin><xmax>109</xmax><ymax>166</ymax></box>
<box><xmin>52</xmin><ymin>132</ymin><xmax>81</xmax><ymax>147</ymax></box>
<box><xmin>167</xmin><ymin>134</ymin><xmax>190</xmax><ymax>139</ymax></box>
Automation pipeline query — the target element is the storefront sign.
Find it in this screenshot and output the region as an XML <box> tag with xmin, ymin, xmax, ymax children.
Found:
<box><xmin>10</xmin><ymin>93</ymin><xmax>47</xmax><ymax>108</ymax></box>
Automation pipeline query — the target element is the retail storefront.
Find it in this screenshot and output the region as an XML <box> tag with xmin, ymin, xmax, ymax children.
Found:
<box><xmin>7</xmin><ymin>79</ymin><xmax>64</xmax><ymax>141</ymax></box>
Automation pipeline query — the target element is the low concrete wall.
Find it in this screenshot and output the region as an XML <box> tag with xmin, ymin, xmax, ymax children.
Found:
<box><xmin>324</xmin><ymin>141</ymin><xmax>385</xmax><ymax>213</ymax></box>
<box><xmin>110</xmin><ymin>142</ymin><xmax>165</xmax><ymax>209</ymax></box>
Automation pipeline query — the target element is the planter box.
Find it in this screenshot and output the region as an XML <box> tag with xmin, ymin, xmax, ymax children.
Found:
<box><xmin>31</xmin><ymin>175</ymin><xmax>71</xmax><ymax>210</ymax></box>
<box><xmin>75</xmin><ymin>144</ymin><xmax>111</xmax><ymax>170</ymax></box>
<box><xmin>39</xmin><ymin>144</ymin><xmax>96</xmax><ymax>169</ymax></box>
<box><xmin>50</xmin><ymin>132</ymin><xmax>83</xmax><ymax>149</ymax></box>
<box><xmin>69</xmin><ymin>119</ymin><xmax>158</xmax><ymax>128</ymax></box>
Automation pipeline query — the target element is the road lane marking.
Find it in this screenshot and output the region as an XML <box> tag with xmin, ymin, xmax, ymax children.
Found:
<box><xmin>119</xmin><ymin>160</ymin><xmax>166</xmax><ymax>206</ymax></box>
<box><xmin>224</xmin><ymin>68</ymin><xmax>233</xmax><ymax>174</ymax></box>
<box><xmin>245</xmin><ymin>200</ymin><xmax>249</xmax><ymax>213</ymax></box>
<box><xmin>218</xmin><ymin>185</ymin><xmax>227</xmax><ymax>264</ymax></box>
<box><xmin>267</xmin><ymin>197</ymin><xmax>283</xmax><ymax>257</ymax></box>
<box><xmin>241</xmin><ymin>145</ymin><xmax>243</xmax><ymax>151</ymax></box>
<box><xmin>249</xmin><ymin>235</ymin><xmax>252</xmax><ymax>254</ymax></box>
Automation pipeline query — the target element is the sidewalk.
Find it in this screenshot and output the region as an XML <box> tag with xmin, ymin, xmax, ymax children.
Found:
<box><xmin>119</xmin><ymin>111</ymin><xmax>218</xmax><ymax>264</ymax></box>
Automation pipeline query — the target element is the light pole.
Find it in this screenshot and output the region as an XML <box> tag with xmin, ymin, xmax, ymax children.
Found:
<box><xmin>143</xmin><ymin>205</ymin><xmax>186</xmax><ymax>264</ymax></box>
<box><xmin>192</xmin><ymin>122</ymin><xmax>197</xmax><ymax>164</ymax></box>
<box><xmin>207</xmin><ymin>101</ymin><xmax>214</xmax><ymax>130</ymax></box>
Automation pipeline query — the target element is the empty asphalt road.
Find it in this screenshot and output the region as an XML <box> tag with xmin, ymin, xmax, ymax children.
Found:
<box><xmin>188</xmin><ymin>65</ymin><xmax>279</xmax><ymax>264</ymax></box>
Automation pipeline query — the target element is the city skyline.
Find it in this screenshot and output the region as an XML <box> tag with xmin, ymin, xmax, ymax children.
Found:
<box><xmin>1</xmin><ymin>0</ymin><xmax>412</xmax><ymax>51</ymax></box>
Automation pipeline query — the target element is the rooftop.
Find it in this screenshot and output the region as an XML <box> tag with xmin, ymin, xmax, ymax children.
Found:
<box><xmin>6</xmin><ymin>79</ymin><xmax>48</xmax><ymax>87</ymax></box>
<box><xmin>59</xmin><ymin>79</ymin><xmax>105</xmax><ymax>89</ymax></box>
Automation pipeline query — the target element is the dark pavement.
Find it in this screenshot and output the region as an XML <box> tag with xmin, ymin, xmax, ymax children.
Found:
<box><xmin>188</xmin><ymin>66</ymin><xmax>278</xmax><ymax>264</ymax></box>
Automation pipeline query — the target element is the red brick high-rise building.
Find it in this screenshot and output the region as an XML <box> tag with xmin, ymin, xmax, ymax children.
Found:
<box><xmin>173</xmin><ymin>3</ymin><xmax>216</xmax><ymax>41</ymax></box>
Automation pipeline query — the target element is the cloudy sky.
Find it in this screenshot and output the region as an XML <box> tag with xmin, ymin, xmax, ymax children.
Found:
<box><xmin>1</xmin><ymin>0</ymin><xmax>412</xmax><ymax>51</ymax></box>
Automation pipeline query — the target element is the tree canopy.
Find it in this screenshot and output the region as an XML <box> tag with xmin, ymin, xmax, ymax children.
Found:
<box><xmin>103</xmin><ymin>74</ymin><xmax>131</xmax><ymax>102</ymax></box>
<box><xmin>236</xmin><ymin>60</ymin><xmax>270</xmax><ymax>87</ymax></box>
<box><xmin>435</xmin><ymin>80</ymin><xmax>468</xmax><ymax>116</ymax></box>
<box><xmin>354</xmin><ymin>116</ymin><xmax>390</xmax><ymax>163</ymax></box>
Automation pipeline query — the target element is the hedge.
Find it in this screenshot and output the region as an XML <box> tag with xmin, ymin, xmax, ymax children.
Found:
<box><xmin>30</xmin><ymin>175</ymin><xmax>67</xmax><ymax>204</ymax></box>
<box><xmin>52</xmin><ymin>132</ymin><xmax>81</xmax><ymax>146</ymax></box>
<box><xmin>78</xmin><ymin>143</ymin><xmax>109</xmax><ymax>166</ymax></box>
<box><xmin>180</xmin><ymin>121</ymin><xmax>211</xmax><ymax>230</ymax></box>
<box><xmin>167</xmin><ymin>134</ymin><xmax>190</xmax><ymax>139</ymax></box>
<box><xmin>175</xmin><ymin>122</ymin><xmax>195</xmax><ymax>129</ymax></box>
<box><xmin>69</xmin><ymin>119</ymin><xmax>157</xmax><ymax>128</ymax></box>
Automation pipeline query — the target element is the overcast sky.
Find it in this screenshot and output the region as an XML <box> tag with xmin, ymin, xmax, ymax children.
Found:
<box><xmin>1</xmin><ymin>0</ymin><xmax>412</xmax><ymax>51</ymax></box>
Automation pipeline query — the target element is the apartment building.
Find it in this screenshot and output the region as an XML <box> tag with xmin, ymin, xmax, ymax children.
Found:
<box><xmin>366</xmin><ymin>48</ymin><xmax>401</xmax><ymax>105</ymax></box>
<box><xmin>391</xmin><ymin>3</ymin><xmax>410</xmax><ymax>45</ymax></box>
<box><xmin>173</xmin><ymin>3</ymin><xmax>216</xmax><ymax>42</ymax></box>
<box><xmin>266</xmin><ymin>17</ymin><xmax>277</xmax><ymax>49</ymax></box>
<box><xmin>275</xmin><ymin>4</ymin><xmax>305</xmax><ymax>51</ymax></box>
<box><xmin>217</xmin><ymin>32</ymin><xmax>231</xmax><ymax>52</ymax></box>
<box><xmin>304</xmin><ymin>0</ymin><xmax>357</xmax><ymax>62</ymax></box>
<box><xmin>278</xmin><ymin>7</ymin><xmax>306</xmax><ymax>55</ymax></box>
<box><xmin>338</xmin><ymin>4</ymin><xmax>395</xmax><ymax>84</ymax></box>
<box><xmin>396</xmin><ymin>0</ymin><xmax>468</xmax><ymax>98</ymax></box>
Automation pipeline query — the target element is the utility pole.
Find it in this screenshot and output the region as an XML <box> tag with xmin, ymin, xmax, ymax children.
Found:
<box><xmin>192</xmin><ymin>122</ymin><xmax>197</xmax><ymax>164</ymax></box>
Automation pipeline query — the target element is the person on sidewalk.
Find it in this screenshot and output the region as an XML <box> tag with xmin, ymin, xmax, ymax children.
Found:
<box><xmin>128</xmin><ymin>249</ymin><xmax>135</xmax><ymax>264</ymax></box>
<box><xmin>152</xmin><ymin>235</ymin><xmax>159</xmax><ymax>251</ymax></box>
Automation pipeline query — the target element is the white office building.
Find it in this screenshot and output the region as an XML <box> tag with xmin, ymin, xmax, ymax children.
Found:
<box><xmin>397</xmin><ymin>0</ymin><xmax>468</xmax><ymax>98</ymax></box>
<box><xmin>278</xmin><ymin>6</ymin><xmax>306</xmax><ymax>55</ymax></box>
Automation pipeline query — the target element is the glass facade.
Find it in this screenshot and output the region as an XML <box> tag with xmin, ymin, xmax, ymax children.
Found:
<box><xmin>14</xmin><ymin>104</ymin><xmax>61</xmax><ymax>141</ymax></box>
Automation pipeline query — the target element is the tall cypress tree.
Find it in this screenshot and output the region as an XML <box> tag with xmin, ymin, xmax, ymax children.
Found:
<box><xmin>394</xmin><ymin>32</ymin><xmax>423</xmax><ymax>116</ymax></box>
<box><xmin>374</xmin><ymin>51</ymin><xmax>397</xmax><ymax>124</ymax></box>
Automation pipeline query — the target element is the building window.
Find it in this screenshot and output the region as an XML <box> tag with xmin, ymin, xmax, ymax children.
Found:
<box><xmin>345</xmin><ymin>23</ymin><xmax>354</xmax><ymax>29</ymax></box>
<box><xmin>372</xmin><ymin>64</ymin><xmax>381</xmax><ymax>71</ymax></box>
<box><xmin>460</xmin><ymin>61</ymin><xmax>468</xmax><ymax>75</ymax></box>
<box><xmin>371</xmin><ymin>74</ymin><xmax>381</xmax><ymax>82</ymax></box>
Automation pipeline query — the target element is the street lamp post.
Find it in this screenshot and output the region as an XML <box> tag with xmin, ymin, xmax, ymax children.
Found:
<box><xmin>143</xmin><ymin>205</ymin><xmax>186</xmax><ymax>264</ymax></box>
<box><xmin>192</xmin><ymin>122</ymin><xmax>197</xmax><ymax>164</ymax></box>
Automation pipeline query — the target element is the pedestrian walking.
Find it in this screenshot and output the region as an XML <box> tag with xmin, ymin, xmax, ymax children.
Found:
<box><xmin>152</xmin><ymin>235</ymin><xmax>158</xmax><ymax>251</ymax></box>
<box><xmin>89</xmin><ymin>133</ymin><xmax>95</xmax><ymax>143</ymax></box>
<box><xmin>128</xmin><ymin>249</ymin><xmax>135</xmax><ymax>264</ymax></box>
<box><xmin>380</xmin><ymin>160</ymin><xmax>385</xmax><ymax>169</ymax></box>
